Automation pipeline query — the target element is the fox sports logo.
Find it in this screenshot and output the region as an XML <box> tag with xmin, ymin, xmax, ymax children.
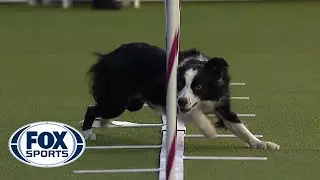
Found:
<box><xmin>9</xmin><ymin>121</ymin><xmax>86</xmax><ymax>168</ymax></box>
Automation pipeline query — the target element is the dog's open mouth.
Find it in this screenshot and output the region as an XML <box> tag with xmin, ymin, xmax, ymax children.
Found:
<box><xmin>179</xmin><ymin>108</ymin><xmax>192</xmax><ymax>113</ymax></box>
<box><xmin>179</xmin><ymin>103</ymin><xmax>198</xmax><ymax>114</ymax></box>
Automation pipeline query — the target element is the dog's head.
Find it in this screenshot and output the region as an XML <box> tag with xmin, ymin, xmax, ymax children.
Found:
<box><xmin>177</xmin><ymin>50</ymin><xmax>230</xmax><ymax>113</ymax></box>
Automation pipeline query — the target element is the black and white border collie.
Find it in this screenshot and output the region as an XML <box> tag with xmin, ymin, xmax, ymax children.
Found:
<box><xmin>81</xmin><ymin>42</ymin><xmax>280</xmax><ymax>150</ymax></box>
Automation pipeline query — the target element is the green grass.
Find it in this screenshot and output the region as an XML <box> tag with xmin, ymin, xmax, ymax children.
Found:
<box><xmin>0</xmin><ymin>1</ymin><xmax>320</xmax><ymax>180</ymax></box>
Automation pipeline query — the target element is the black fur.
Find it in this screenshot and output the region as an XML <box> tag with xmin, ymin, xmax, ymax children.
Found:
<box><xmin>81</xmin><ymin>42</ymin><xmax>239</xmax><ymax>132</ymax></box>
<box><xmin>82</xmin><ymin>43</ymin><xmax>167</xmax><ymax>130</ymax></box>
<box><xmin>176</xmin><ymin>50</ymin><xmax>241</xmax><ymax>128</ymax></box>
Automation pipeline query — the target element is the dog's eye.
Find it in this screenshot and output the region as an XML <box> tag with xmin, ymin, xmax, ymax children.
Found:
<box><xmin>195</xmin><ymin>85</ymin><xmax>202</xmax><ymax>90</ymax></box>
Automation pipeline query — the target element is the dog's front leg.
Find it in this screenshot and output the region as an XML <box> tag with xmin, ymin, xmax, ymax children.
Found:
<box><xmin>180</xmin><ymin>108</ymin><xmax>217</xmax><ymax>139</ymax></box>
<box><xmin>214</xmin><ymin>107</ymin><xmax>280</xmax><ymax>150</ymax></box>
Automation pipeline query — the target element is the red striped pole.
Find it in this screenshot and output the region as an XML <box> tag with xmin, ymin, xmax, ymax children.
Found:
<box><xmin>165</xmin><ymin>0</ymin><xmax>180</xmax><ymax>179</ymax></box>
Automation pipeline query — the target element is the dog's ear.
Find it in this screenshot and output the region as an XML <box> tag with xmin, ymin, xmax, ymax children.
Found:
<box><xmin>179</xmin><ymin>49</ymin><xmax>200</xmax><ymax>60</ymax></box>
<box><xmin>204</xmin><ymin>57</ymin><xmax>229</xmax><ymax>71</ymax></box>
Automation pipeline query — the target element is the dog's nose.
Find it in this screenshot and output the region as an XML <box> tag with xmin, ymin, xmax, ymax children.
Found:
<box><xmin>177</xmin><ymin>97</ymin><xmax>188</xmax><ymax>107</ymax></box>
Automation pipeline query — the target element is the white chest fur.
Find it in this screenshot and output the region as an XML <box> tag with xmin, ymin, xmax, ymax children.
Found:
<box><xmin>198</xmin><ymin>101</ymin><xmax>217</xmax><ymax>114</ymax></box>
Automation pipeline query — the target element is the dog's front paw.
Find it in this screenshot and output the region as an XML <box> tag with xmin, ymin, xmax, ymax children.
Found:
<box><xmin>264</xmin><ymin>141</ymin><xmax>280</xmax><ymax>150</ymax></box>
<box><xmin>249</xmin><ymin>141</ymin><xmax>267</xmax><ymax>149</ymax></box>
<box><xmin>204</xmin><ymin>132</ymin><xmax>217</xmax><ymax>139</ymax></box>
<box><xmin>249</xmin><ymin>141</ymin><xmax>280</xmax><ymax>150</ymax></box>
<box><xmin>81</xmin><ymin>129</ymin><xmax>96</xmax><ymax>141</ymax></box>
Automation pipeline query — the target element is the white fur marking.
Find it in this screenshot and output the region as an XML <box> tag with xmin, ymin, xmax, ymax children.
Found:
<box><xmin>223</xmin><ymin>121</ymin><xmax>261</xmax><ymax>145</ymax></box>
<box><xmin>178</xmin><ymin>69</ymin><xmax>199</xmax><ymax>109</ymax></box>
<box><xmin>199</xmin><ymin>101</ymin><xmax>217</xmax><ymax>114</ymax></box>
<box><xmin>222</xmin><ymin>121</ymin><xmax>280</xmax><ymax>150</ymax></box>
<box><xmin>81</xmin><ymin>129</ymin><xmax>96</xmax><ymax>141</ymax></box>
<box><xmin>179</xmin><ymin>108</ymin><xmax>217</xmax><ymax>139</ymax></box>
<box><xmin>178</xmin><ymin>54</ymin><xmax>209</xmax><ymax>67</ymax></box>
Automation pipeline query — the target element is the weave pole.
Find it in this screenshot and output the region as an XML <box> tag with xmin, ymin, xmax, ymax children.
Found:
<box><xmin>165</xmin><ymin>0</ymin><xmax>180</xmax><ymax>179</ymax></box>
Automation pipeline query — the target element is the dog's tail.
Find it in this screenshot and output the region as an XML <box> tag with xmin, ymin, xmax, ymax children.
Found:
<box><xmin>88</xmin><ymin>51</ymin><xmax>107</xmax><ymax>74</ymax></box>
<box><xmin>92</xmin><ymin>51</ymin><xmax>104</xmax><ymax>58</ymax></box>
<box><xmin>87</xmin><ymin>51</ymin><xmax>111</xmax><ymax>98</ymax></box>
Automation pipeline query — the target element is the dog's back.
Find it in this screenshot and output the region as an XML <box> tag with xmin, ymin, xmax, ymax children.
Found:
<box><xmin>90</xmin><ymin>42</ymin><xmax>166</xmax><ymax>77</ymax></box>
<box><xmin>89</xmin><ymin>42</ymin><xmax>167</xmax><ymax>110</ymax></box>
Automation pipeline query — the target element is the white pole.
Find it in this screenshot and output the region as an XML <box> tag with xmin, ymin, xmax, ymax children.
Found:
<box><xmin>165</xmin><ymin>0</ymin><xmax>180</xmax><ymax>179</ymax></box>
<box><xmin>133</xmin><ymin>0</ymin><xmax>140</xmax><ymax>8</ymax></box>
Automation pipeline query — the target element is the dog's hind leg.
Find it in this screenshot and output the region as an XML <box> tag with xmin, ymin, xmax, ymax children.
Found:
<box><xmin>81</xmin><ymin>105</ymin><xmax>100</xmax><ymax>140</ymax></box>
<box><xmin>214</xmin><ymin>105</ymin><xmax>280</xmax><ymax>150</ymax></box>
<box><xmin>127</xmin><ymin>98</ymin><xmax>145</xmax><ymax>112</ymax></box>
<box><xmin>99</xmin><ymin>101</ymin><xmax>128</xmax><ymax>134</ymax></box>
<box><xmin>81</xmin><ymin>102</ymin><xmax>127</xmax><ymax>141</ymax></box>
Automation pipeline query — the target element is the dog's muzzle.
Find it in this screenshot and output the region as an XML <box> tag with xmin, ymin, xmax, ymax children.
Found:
<box><xmin>177</xmin><ymin>97</ymin><xmax>198</xmax><ymax>113</ymax></box>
